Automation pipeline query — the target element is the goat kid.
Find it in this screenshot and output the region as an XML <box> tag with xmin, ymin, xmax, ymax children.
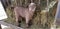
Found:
<box><xmin>14</xmin><ymin>3</ymin><xmax>36</xmax><ymax>27</ymax></box>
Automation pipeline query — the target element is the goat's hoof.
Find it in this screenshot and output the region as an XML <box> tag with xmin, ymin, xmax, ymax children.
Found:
<box><xmin>16</xmin><ymin>24</ymin><xmax>21</xmax><ymax>27</ymax></box>
<box><xmin>26</xmin><ymin>25</ymin><xmax>29</xmax><ymax>28</ymax></box>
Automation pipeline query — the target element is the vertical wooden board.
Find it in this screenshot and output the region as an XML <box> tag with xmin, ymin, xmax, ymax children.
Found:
<box><xmin>0</xmin><ymin>24</ymin><xmax>2</xmax><ymax>29</ymax></box>
<box><xmin>55</xmin><ymin>0</ymin><xmax>60</xmax><ymax>25</ymax></box>
<box><xmin>0</xmin><ymin>1</ymin><xmax>7</xmax><ymax>20</ymax></box>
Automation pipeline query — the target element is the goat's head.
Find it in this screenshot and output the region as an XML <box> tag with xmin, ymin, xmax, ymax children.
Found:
<box><xmin>29</xmin><ymin>3</ymin><xmax>36</xmax><ymax>12</ymax></box>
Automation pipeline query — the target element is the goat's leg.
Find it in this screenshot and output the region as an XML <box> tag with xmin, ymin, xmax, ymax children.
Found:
<box><xmin>16</xmin><ymin>17</ymin><xmax>21</xmax><ymax>27</ymax></box>
<box><xmin>14</xmin><ymin>9</ymin><xmax>21</xmax><ymax>27</ymax></box>
<box><xmin>18</xmin><ymin>16</ymin><xmax>22</xmax><ymax>27</ymax></box>
<box><xmin>15</xmin><ymin>15</ymin><xmax>21</xmax><ymax>27</ymax></box>
<box><xmin>25</xmin><ymin>17</ymin><xmax>30</xmax><ymax>28</ymax></box>
<box><xmin>14</xmin><ymin>12</ymin><xmax>20</xmax><ymax>27</ymax></box>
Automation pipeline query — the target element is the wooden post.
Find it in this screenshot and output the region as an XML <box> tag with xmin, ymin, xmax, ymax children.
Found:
<box><xmin>0</xmin><ymin>24</ymin><xmax>2</xmax><ymax>29</ymax></box>
<box><xmin>46</xmin><ymin>0</ymin><xmax>49</xmax><ymax>23</ymax></box>
<box><xmin>0</xmin><ymin>21</ymin><xmax>23</xmax><ymax>29</ymax></box>
<box><xmin>55</xmin><ymin>0</ymin><xmax>60</xmax><ymax>25</ymax></box>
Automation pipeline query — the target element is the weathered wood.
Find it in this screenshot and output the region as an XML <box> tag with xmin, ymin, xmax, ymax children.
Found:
<box><xmin>0</xmin><ymin>21</ymin><xmax>23</xmax><ymax>29</ymax></box>
<box><xmin>0</xmin><ymin>24</ymin><xmax>2</xmax><ymax>29</ymax></box>
<box><xmin>55</xmin><ymin>0</ymin><xmax>60</xmax><ymax>25</ymax></box>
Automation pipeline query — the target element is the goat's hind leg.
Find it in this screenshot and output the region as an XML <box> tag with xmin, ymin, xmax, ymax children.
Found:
<box><xmin>15</xmin><ymin>15</ymin><xmax>21</xmax><ymax>27</ymax></box>
<box><xmin>15</xmin><ymin>12</ymin><xmax>21</xmax><ymax>27</ymax></box>
<box><xmin>18</xmin><ymin>16</ymin><xmax>22</xmax><ymax>27</ymax></box>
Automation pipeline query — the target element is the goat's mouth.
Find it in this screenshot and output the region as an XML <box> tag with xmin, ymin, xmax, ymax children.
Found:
<box><xmin>29</xmin><ymin>9</ymin><xmax>35</xmax><ymax>12</ymax></box>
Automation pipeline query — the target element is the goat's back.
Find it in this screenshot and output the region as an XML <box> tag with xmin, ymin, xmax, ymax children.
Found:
<box><xmin>14</xmin><ymin>6</ymin><xmax>29</xmax><ymax>17</ymax></box>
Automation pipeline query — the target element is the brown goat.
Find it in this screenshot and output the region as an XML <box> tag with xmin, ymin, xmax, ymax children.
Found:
<box><xmin>14</xmin><ymin>3</ymin><xmax>36</xmax><ymax>27</ymax></box>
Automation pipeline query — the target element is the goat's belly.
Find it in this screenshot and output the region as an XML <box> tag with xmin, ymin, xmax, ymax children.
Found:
<box><xmin>18</xmin><ymin>11</ymin><xmax>25</xmax><ymax>17</ymax></box>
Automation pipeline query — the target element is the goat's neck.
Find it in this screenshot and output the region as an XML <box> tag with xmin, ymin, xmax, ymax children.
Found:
<box><xmin>28</xmin><ymin>7</ymin><xmax>36</xmax><ymax>15</ymax></box>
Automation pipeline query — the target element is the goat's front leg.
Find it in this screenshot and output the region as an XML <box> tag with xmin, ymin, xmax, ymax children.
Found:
<box><xmin>25</xmin><ymin>17</ymin><xmax>30</xmax><ymax>28</ymax></box>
